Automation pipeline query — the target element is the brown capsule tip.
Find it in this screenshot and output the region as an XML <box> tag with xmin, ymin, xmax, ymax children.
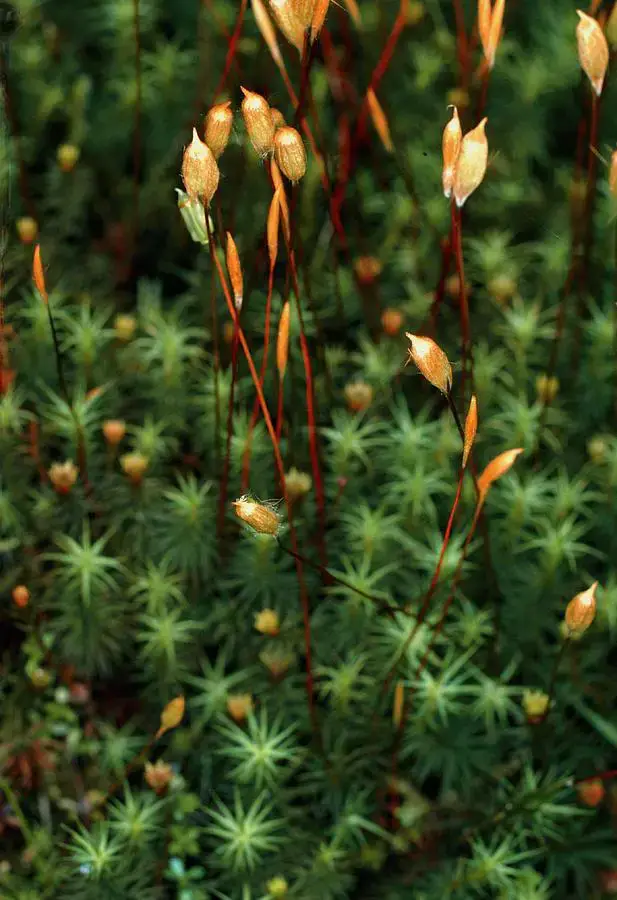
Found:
<box><xmin>233</xmin><ymin>495</ymin><xmax>281</xmax><ymax>535</ymax></box>
<box><xmin>405</xmin><ymin>333</ymin><xmax>453</xmax><ymax>395</ymax></box>
<box><xmin>565</xmin><ymin>581</ymin><xmax>598</xmax><ymax>636</ymax></box>
<box><xmin>274</xmin><ymin>126</ymin><xmax>307</xmax><ymax>182</ymax></box>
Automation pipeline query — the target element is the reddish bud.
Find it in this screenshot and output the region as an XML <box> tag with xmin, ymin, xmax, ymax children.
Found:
<box><xmin>577</xmin><ymin>778</ymin><xmax>605</xmax><ymax>807</ymax></box>
<box><xmin>12</xmin><ymin>585</ymin><xmax>30</xmax><ymax>608</ymax></box>
<box><xmin>565</xmin><ymin>581</ymin><xmax>598</xmax><ymax>636</ymax></box>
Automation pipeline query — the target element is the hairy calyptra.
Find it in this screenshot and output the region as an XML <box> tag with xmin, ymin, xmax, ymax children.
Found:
<box><xmin>442</xmin><ymin>106</ymin><xmax>462</xmax><ymax>199</ymax></box>
<box><xmin>576</xmin><ymin>10</ymin><xmax>609</xmax><ymax>96</ymax></box>
<box><xmin>453</xmin><ymin>118</ymin><xmax>488</xmax><ymax>208</ymax></box>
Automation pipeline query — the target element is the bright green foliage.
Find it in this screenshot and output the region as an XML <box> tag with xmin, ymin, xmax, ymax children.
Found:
<box><xmin>1</xmin><ymin>0</ymin><xmax>617</xmax><ymax>899</ymax></box>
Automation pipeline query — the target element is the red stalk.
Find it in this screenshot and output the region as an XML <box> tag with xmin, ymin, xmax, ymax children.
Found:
<box><xmin>212</xmin><ymin>0</ymin><xmax>248</xmax><ymax>102</ymax></box>
<box><xmin>451</xmin><ymin>199</ymin><xmax>473</xmax><ymax>402</ymax></box>
<box><xmin>275</xmin><ymin>375</ymin><xmax>284</xmax><ymax>440</ymax></box>
<box><xmin>218</xmin><ymin>323</ymin><xmax>240</xmax><ymax>539</ymax></box>
<box><xmin>131</xmin><ymin>0</ymin><xmax>142</xmax><ymax>275</ymax></box>
<box><xmin>241</xmin><ymin>261</ymin><xmax>275</xmax><ymax>492</ymax></box>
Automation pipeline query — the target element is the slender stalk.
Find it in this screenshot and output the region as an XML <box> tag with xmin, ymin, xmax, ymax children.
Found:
<box><xmin>380</xmin><ymin>465</ymin><xmax>466</xmax><ymax>698</ymax></box>
<box><xmin>212</xmin><ymin>0</ymin><xmax>248</xmax><ymax>102</ymax></box>
<box><xmin>241</xmin><ymin>260</ymin><xmax>275</xmax><ymax>492</ymax></box>
<box><xmin>218</xmin><ymin>322</ymin><xmax>240</xmax><ymax>539</ymax></box>
<box><xmin>275</xmin><ymin>373</ymin><xmax>284</xmax><ymax>440</ymax></box>
<box><xmin>284</xmin><ymin>238</ymin><xmax>328</xmax><ymax>569</ymax></box>
<box><xmin>205</xmin><ymin>216</ymin><xmax>318</xmax><ymax>733</ymax></box>
<box><xmin>452</xmin><ymin>0</ymin><xmax>469</xmax><ymax>88</ymax></box>
<box><xmin>451</xmin><ymin>199</ymin><xmax>473</xmax><ymax>402</ymax></box>
<box><xmin>131</xmin><ymin>0</ymin><xmax>142</xmax><ymax>273</ymax></box>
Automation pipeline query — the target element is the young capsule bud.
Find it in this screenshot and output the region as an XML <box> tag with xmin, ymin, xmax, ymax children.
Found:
<box><xmin>267</xmin><ymin>188</ymin><xmax>282</xmax><ymax>268</ymax></box>
<box><xmin>453</xmin><ymin>118</ymin><xmax>488</xmax><ymax>208</ymax></box>
<box><xmin>405</xmin><ymin>333</ymin><xmax>453</xmax><ymax>395</ymax></box>
<box><xmin>344</xmin><ymin>380</ymin><xmax>374</xmax><ymax>412</ymax></box>
<box><xmin>576</xmin><ymin>10</ymin><xmax>609</xmax><ymax>96</ymax></box>
<box><xmin>57</xmin><ymin>143</ymin><xmax>80</xmax><ymax>172</ymax></box>
<box><xmin>565</xmin><ymin>581</ymin><xmax>598</xmax><ymax>636</ymax></box>
<box><xmin>441</xmin><ymin>106</ymin><xmax>462</xmax><ymax>199</ymax></box>
<box><xmin>462</xmin><ymin>394</ymin><xmax>477</xmax><ymax>468</ymax></box>
<box><xmin>522</xmin><ymin>689</ymin><xmax>549</xmax><ymax>723</ymax></box>
<box><xmin>274</xmin><ymin>126</ymin><xmax>307</xmax><ymax>182</ymax></box>
<box><xmin>17</xmin><ymin>216</ymin><xmax>38</xmax><ymax>245</ymax></box>
<box><xmin>181</xmin><ymin>128</ymin><xmax>220</xmax><ymax>204</ymax></box>
<box><xmin>255</xmin><ymin>608</ymin><xmax>280</xmax><ymax>635</ymax></box>
<box><xmin>233</xmin><ymin>495</ymin><xmax>281</xmax><ymax>535</ymax></box>
<box><xmin>102</xmin><ymin>419</ymin><xmax>126</xmax><ymax>446</ymax></box>
<box><xmin>476</xmin><ymin>447</ymin><xmax>523</xmax><ymax>502</ymax></box>
<box><xmin>204</xmin><ymin>101</ymin><xmax>233</xmax><ymax>159</ymax></box>
<box><xmin>277</xmin><ymin>301</ymin><xmax>291</xmax><ymax>380</ymax></box>
<box><xmin>226</xmin><ymin>232</ymin><xmax>244</xmax><ymax>310</ymax></box>
<box><xmin>120</xmin><ymin>452</ymin><xmax>149</xmax><ymax>484</ymax></box>
<box><xmin>227</xmin><ymin>693</ymin><xmax>254</xmax><ymax>722</ymax></box>
<box><xmin>49</xmin><ymin>460</ymin><xmax>78</xmax><ymax>494</ymax></box>
<box><xmin>241</xmin><ymin>87</ymin><xmax>276</xmax><ymax>157</ymax></box>
<box><xmin>577</xmin><ymin>779</ymin><xmax>605</xmax><ymax>808</ymax></box>
<box><xmin>381</xmin><ymin>307</ymin><xmax>404</xmax><ymax>336</ymax></box>
<box><xmin>12</xmin><ymin>585</ymin><xmax>30</xmax><ymax>608</ymax></box>
<box><xmin>145</xmin><ymin>760</ymin><xmax>173</xmax><ymax>794</ymax></box>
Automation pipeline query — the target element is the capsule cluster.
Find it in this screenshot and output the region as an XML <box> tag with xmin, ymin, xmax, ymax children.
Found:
<box><xmin>181</xmin><ymin>89</ymin><xmax>308</xmax><ymax>208</ymax></box>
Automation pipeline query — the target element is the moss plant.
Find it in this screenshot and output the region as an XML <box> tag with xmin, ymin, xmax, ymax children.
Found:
<box><xmin>1</xmin><ymin>0</ymin><xmax>617</xmax><ymax>898</ymax></box>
